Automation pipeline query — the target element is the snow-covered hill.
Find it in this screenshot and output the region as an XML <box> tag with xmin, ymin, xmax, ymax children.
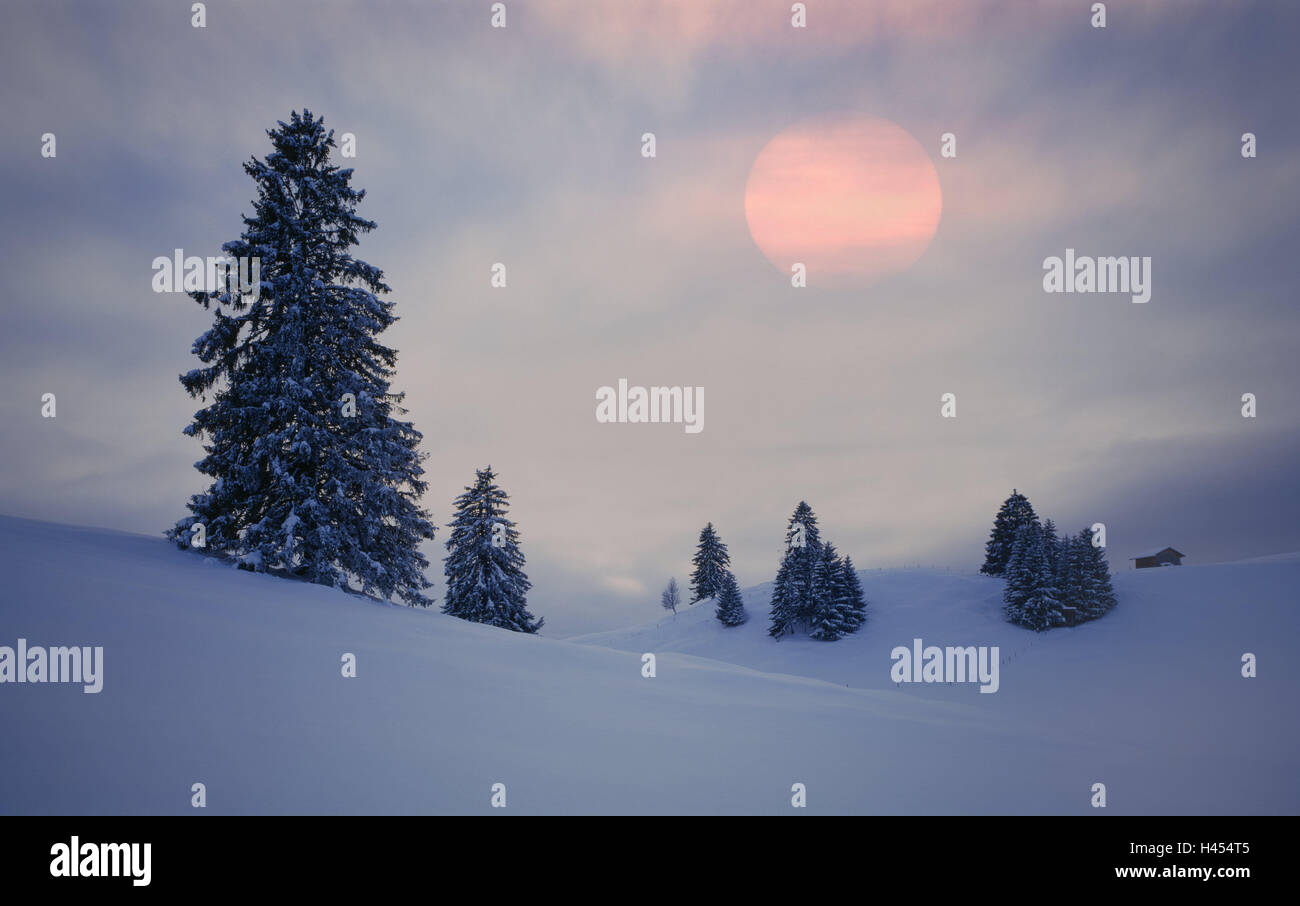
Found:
<box><xmin>0</xmin><ymin>515</ymin><xmax>1295</xmax><ymax>815</ymax></box>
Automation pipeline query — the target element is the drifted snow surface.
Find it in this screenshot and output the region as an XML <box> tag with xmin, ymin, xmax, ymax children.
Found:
<box><xmin>0</xmin><ymin>515</ymin><xmax>1295</xmax><ymax>815</ymax></box>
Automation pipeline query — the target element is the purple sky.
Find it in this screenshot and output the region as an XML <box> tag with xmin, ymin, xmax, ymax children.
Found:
<box><xmin>2</xmin><ymin>0</ymin><xmax>1298</xmax><ymax>634</ymax></box>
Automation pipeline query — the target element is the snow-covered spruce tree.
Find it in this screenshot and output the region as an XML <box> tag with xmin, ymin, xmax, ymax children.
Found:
<box><xmin>768</xmin><ymin>501</ymin><xmax>822</xmax><ymax>638</ymax></box>
<box><xmin>1001</xmin><ymin>522</ymin><xmax>1030</xmax><ymax>623</ymax></box>
<box><xmin>980</xmin><ymin>489</ymin><xmax>1038</xmax><ymax>577</ymax></box>
<box><xmin>661</xmin><ymin>577</ymin><xmax>681</xmax><ymax>616</ymax></box>
<box><xmin>1042</xmin><ymin>518</ymin><xmax>1060</xmax><ymax>574</ymax></box>
<box><xmin>1054</xmin><ymin>534</ymin><xmax>1085</xmax><ymax>627</ymax></box>
<box><xmin>809</xmin><ymin>543</ymin><xmax>858</xmax><ymax>641</ymax></box>
<box><xmin>167</xmin><ymin>110</ymin><xmax>435</xmax><ymax>606</ymax></box>
<box><xmin>714</xmin><ymin>571</ymin><xmax>748</xmax><ymax>627</ymax></box>
<box><xmin>1077</xmin><ymin>528</ymin><xmax>1118</xmax><ymax>621</ymax></box>
<box><xmin>841</xmin><ymin>555</ymin><xmax>868</xmax><ymax>631</ymax></box>
<box><xmin>442</xmin><ymin>466</ymin><xmax>542</xmax><ymax>633</ymax></box>
<box><xmin>689</xmin><ymin>522</ymin><xmax>732</xmax><ymax>603</ymax></box>
<box><xmin>1002</xmin><ymin>520</ymin><xmax>1061</xmax><ymax>631</ymax></box>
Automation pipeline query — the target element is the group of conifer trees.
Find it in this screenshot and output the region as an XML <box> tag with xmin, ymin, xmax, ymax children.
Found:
<box><xmin>663</xmin><ymin>523</ymin><xmax>747</xmax><ymax>626</ymax></box>
<box><xmin>166</xmin><ymin>111</ymin><xmax>541</xmax><ymax>633</ymax></box>
<box><xmin>666</xmin><ymin>505</ymin><xmax>868</xmax><ymax>640</ymax></box>
<box><xmin>767</xmin><ymin>502</ymin><xmax>868</xmax><ymax>641</ymax></box>
<box><xmin>980</xmin><ymin>490</ymin><xmax>1117</xmax><ymax>631</ymax></box>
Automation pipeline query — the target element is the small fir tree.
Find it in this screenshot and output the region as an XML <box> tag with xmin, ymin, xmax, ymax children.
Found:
<box><xmin>442</xmin><ymin>466</ymin><xmax>542</xmax><ymax>633</ymax></box>
<box><xmin>689</xmin><ymin>522</ymin><xmax>732</xmax><ymax>603</ymax></box>
<box><xmin>714</xmin><ymin>572</ymin><xmax>748</xmax><ymax>627</ymax></box>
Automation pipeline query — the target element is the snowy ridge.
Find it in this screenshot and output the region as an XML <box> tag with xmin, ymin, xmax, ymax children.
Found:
<box><xmin>1</xmin><ymin>515</ymin><xmax>1296</xmax><ymax>815</ymax></box>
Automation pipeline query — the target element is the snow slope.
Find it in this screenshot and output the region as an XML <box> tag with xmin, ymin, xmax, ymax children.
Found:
<box><xmin>0</xmin><ymin>514</ymin><xmax>1295</xmax><ymax>815</ymax></box>
<box><xmin>573</xmin><ymin>565</ymin><xmax>1300</xmax><ymax>802</ymax></box>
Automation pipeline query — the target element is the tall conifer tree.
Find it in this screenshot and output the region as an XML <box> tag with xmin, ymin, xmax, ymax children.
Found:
<box><xmin>1077</xmin><ymin>527</ymin><xmax>1118</xmax><ymax>620</ymax></box>
<box><xmin>841</xmin><ymin>555</ymin><xmax>868</xmax><ymax>631</ymax></box>
<box><xmin>809</xmin><ymin>543</ymin><xmax>857</xmax><ymax>641</ymax></box>
<box><xmin>1054</xmin><ymin>534</ymin><xmax>1084</xmax><ymax>626</ymax></box>
<box><xmin>768</xmin><ymin>501</ymin><xmax>822</xmax><ymax>638</ymax></box>
<box><xmin>168</xmin><ymin>110</ymin><xmax>435</xmax><ymax>606</ymax></box>
<box><xmin>1042</xmin><ymin>518</ymin><xmax>1060</xmax><ymax>573</ymax></box>
<box><xmin>981</xmin><ymin>490</ymin><xmax>1038</xmax><ymax>577</ymax></box>
<box><xmin>1003</xmin><ymin>520</ymin><xmax>1061</xmax><ymax>631</ymax></box>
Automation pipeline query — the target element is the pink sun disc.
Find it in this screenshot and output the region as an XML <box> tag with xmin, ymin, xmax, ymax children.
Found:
<box><xmin>745</xmin><ymin>115</ymin><xmax>943</xmax><ymax>289</ymax></box>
